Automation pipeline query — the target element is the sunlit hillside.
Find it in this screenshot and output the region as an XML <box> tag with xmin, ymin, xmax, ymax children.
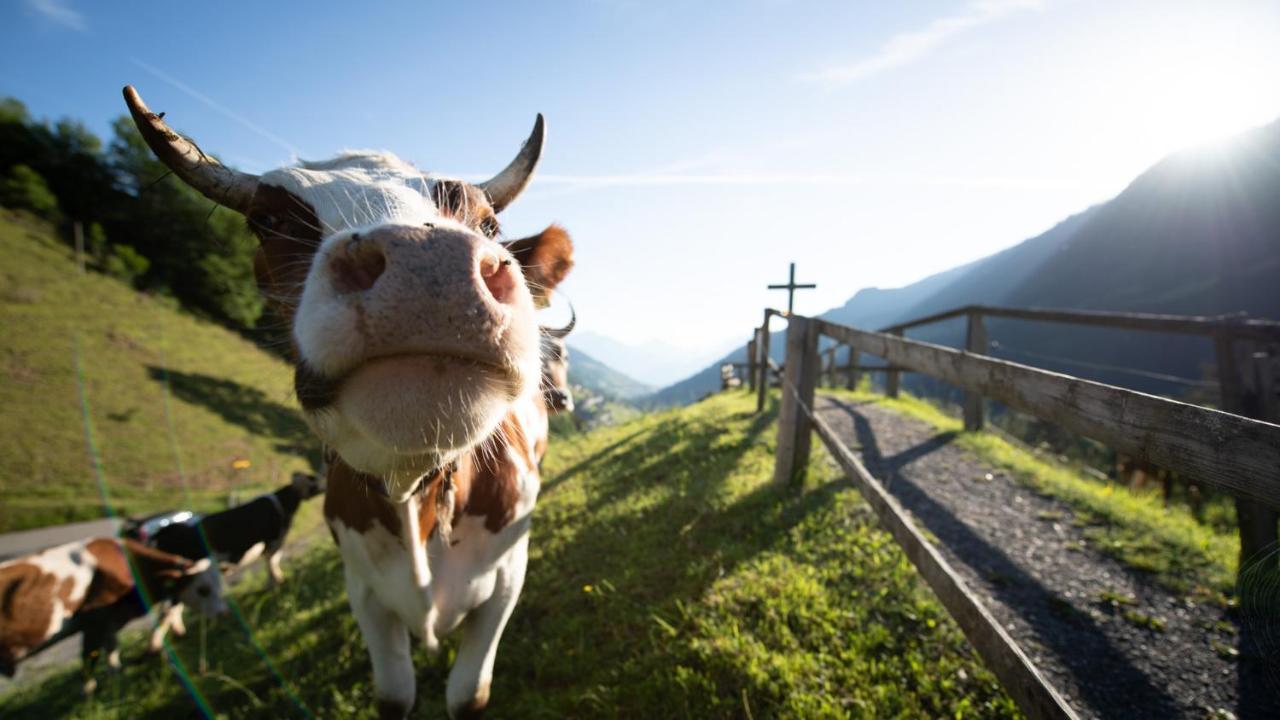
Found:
<box><xmin>0</xmin><ymin>211</ymin><xmax>315</xmax><ymax>532</ymax></box>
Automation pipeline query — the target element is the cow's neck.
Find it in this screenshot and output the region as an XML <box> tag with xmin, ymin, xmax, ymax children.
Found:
<box><xmin>323</xmin><ymin>402</ymin><xmax>541</xmax><ymax>547</ymax></box>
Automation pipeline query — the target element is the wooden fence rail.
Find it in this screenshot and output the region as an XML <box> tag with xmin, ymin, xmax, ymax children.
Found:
<box><xmin>812</xmin><ymin>317</ymin><xmax>1280</xmax><ymax>509</ymax></box>
<box><xmin>755</xmin><ymin>304</ymin><xmax>1280</xmax><ymax>564</ymax></box>
<box><xmin>752</xmin><ymin>305</ymin><xmax>1280</xmax><ymax>719</ymax></box>
<box><xmin>768</xmin><ymin>317</ymin><xmax>1077</xmax><ymax>719</ymax></box>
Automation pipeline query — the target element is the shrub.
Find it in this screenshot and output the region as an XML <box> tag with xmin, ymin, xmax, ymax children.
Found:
<box><xmin>102</xmin><ymin>243</ymin><xmax>150</xmax><ymax>285</ymax></box>
<box><xmin>0</xmin><ymin>164</ymin><xmax>61</xmax><ymax>222</ymax></box>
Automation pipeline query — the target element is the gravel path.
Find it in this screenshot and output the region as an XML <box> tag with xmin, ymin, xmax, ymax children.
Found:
<box><xmin>815</xmin><ymin>396</ymin><xmax>1280</xmax><ymax>720</ymax></box>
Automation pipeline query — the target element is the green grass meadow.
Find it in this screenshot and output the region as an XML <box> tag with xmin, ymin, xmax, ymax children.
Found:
<box><xmin>0</xmin><ymin>391</ymin><xmax>1018</xmax><ymax>719</ymax></box>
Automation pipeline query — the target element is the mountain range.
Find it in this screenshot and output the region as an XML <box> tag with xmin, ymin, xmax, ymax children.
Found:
<box><xmin>568</xmin><ymin>330</ymin><xmax>740</xmax><ymax>388</ymax></box>
<box><xmin>648</xmin><ymin>119</ymin><xmax>1280</xmax><ymax>406</ymax></box>
<box><xmin>565</xmin><ymin>345</ymin><xmax>654</xmax><ymax>400</ymax></box>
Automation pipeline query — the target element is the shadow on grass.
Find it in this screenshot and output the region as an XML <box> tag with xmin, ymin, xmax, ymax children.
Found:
<box><xmin>146</xmin><ymin>366</ymin><xmax>320</xmax><ymax>468</ymax></box>
<box><xmin>489</xmin><ymin>393</ymin><xmax>874</xmax><ymax>716</ymax></box>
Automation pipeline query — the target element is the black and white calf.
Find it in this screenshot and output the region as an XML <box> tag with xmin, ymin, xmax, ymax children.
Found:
<box><xmin>144</xmin><ymin>471</ymin><xmax>324</xmax><ymax>650</ymax></box>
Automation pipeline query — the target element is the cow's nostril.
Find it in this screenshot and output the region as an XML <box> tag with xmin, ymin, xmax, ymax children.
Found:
<box><xmin>479</xmin><ymin>251</ymin><xmax>517</xmax><ymax>305</ymax></box>
<box><xmin>330</xmin><ymin>237</ymin><xmax>386</xmax><ymax>294</ymax></box>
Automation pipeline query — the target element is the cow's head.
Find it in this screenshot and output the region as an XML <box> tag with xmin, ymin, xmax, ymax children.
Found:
<box><xmin>291</xmin><ymin>470</ymin><xmax>326</xmax><ymax>499</ymax></box>
<box><xmin>540</xmin><ymin>304</ymin><xmax>576</xmax><ymax>413</ymax></box>
<box><xmin>160</xmin><ymin>557</ymin><xmax>228</xmax><ymax>617</ymax></box>
<box><xmin>124</xmin><ymin>86</ymin><xmax>573</xmax><ymax>500</ymax></box>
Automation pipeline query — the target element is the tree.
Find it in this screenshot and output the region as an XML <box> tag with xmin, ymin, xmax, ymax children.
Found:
<box><xmin>0</xmin><ymin>164</ymin><xmax>61</xmax><ymax>222</ymax></box>
<box><xmin>106</xmin><ymin>116</ymin><xmax>265</xmax><ymax>327</ymax></box>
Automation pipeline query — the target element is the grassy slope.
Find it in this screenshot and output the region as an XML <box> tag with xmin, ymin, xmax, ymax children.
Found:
<box><xmin>0</xmin><ymin>211</ymin><xmax>315</xmax><ymax>532</ymax></box>
<box><xmin>826</xmin><ymin>387</ymin><xmax>1239</xmax><ymax>597</ymax></box>
<box><xmin>0</xmin><ymin>391</ymin><xmax>1017</xmax><ymax>719</ymax></box>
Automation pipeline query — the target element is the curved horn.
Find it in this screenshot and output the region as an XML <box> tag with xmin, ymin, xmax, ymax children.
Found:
<box><xmin>541</xmin><ymin>301</ymin><xmax>576</xmax><ymax>339</ymax></box>
<box><xmin>478</xmin><ymin>114</ymin><xmax>544</xmax><ymax>213</ymax></box>
<box><xmin>122</xmin><ymin>86</ymin><xmax>259</xmax><ymax>213</ymax></box>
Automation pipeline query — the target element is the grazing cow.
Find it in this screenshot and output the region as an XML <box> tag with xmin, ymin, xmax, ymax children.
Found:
<box><xmin>0</xmin><ymin>537</ymin><xmax>224</xmax><ymax>692</ymax></box>
<box><xmin>720</xmin><ymin>363</ymin><xmax>742</xmax><ymax>390</ymax></box>
<box><xmin>540</xmin><ymin>305</ymin><xmax>576</xmax><ymax>414</ymax></box>
<box><xmin>124</xmin><ymin>86</ymin><xmax>574</xmax><ymax>718</ymax></box>
<box><xmin>142</xmin><ymin>471</ymin><xmax>326</xmax><ymax>651</ymax></box>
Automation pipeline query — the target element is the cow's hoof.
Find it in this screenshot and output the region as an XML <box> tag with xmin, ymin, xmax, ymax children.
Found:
<box><xmin>82</xmin><ymin>677</ymin><xmax>98</xmax><ymax>695</ymax></box>
<box><xmin>449</xmin><ymin>685</ymin><xmax>489</xmax><ymax>720</ymax></box>
<box><xmin>376</xmin><ymin>698</ymin><xmax>410</xmax><ymax>720</ymax></box>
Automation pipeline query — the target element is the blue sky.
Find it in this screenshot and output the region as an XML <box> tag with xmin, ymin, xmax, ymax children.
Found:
<box><xmin>4</xmin><ymin>0</ymin><xmax>1280</xmax><ymax>377</ymax></box>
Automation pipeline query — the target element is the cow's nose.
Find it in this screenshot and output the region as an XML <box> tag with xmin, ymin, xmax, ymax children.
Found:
<box><xmin>329</xmin><ymin>233</ymin><xmax>387</xmax><ymax>294</ymax></box>
<box><xmin>478</xmin><ymin>250</ymin><xmax>517</xmax><ymax>305</ymax></box>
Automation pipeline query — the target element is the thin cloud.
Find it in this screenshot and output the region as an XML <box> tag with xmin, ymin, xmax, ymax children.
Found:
<box><xmin>130</xmin><ymin>58</ymin><xmax>300</xmax><ymax>161</ymax></box>
<box><xmin>800</xmin><ymin>0</ymin><xmax>1043</xmax><ymax>87</ymax></box>
<box><xmin>508</xmin><ymin>172</ymin><xmax>1080</xmax><ymax>191</ymax></box>
<box><xmin>27</xmin><ymin>0</ymin><xmax>86</xmax><ymax>32</ymax></box>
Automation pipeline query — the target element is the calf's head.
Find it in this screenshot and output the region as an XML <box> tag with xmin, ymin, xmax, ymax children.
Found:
<box><xmin>124</xmin><ymin>86</ymin><xmax>573</xmax><ymax>499</ymax></box>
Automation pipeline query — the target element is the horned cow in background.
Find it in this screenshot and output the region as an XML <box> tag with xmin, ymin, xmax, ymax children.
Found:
<box><xmin>124</xmin><ymin>85</ymin><xmax>574</xmax><ymax>719</ymax></box>
<box><xmin>541</xmin><ymin>304</ymin><xmax>577</xmax><ymax>414</ymax></box>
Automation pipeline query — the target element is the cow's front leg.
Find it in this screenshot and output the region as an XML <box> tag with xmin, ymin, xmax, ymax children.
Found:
<box><xmin>266</xmin><ymin>547</ymin><xmax>285</xmax><ymax>586</ymax></box>
<box><xmin>81</xmin><ymin>617</ymin><xmax>123</xmax><ymax>695</ymax></box>
<box><xmin>148</xmin><ymin>602</ymin><xmax>185</xmax><ymax>653</ymax></box>
<box><xmin>446</xmin><ymin>537</ymin><xmax>528</xmax><ymax>719</ymax></box>
<box><xmin>348</xmin><ymin>572</ymin><xmax>415</xmax><ymax>720</ymax></box>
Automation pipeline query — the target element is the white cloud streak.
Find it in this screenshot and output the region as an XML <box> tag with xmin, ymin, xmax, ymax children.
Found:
<box><xmin>476</xmin><ymin>172</ymin><xmax>1081</xmax><ymax>191</ymax></box>
<box><xmin>800</xmin><ymin>0</ymin><xmax>1043</xmax><ymax>87</ymax></box>
<box><xmin>130</xmin><ymin>58</ymin><xmax>300</xmax><ymax>161</ymax></box>
<box><xmin>27</xmin><ymin>0</ymin><xmax>86</xmax><ymax>32</ymax></box>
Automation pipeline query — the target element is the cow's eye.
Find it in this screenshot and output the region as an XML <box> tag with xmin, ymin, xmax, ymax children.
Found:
<box><xmin>196</xmin><ymin>585</ymin><xmax>211</xmax><ymax>598</ymax></box>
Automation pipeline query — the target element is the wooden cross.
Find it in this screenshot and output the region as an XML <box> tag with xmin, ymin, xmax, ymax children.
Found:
<box><xmin>768</xmin><ymin>262</ymin><xmax>816</xmax><ymax>314</ymax></box>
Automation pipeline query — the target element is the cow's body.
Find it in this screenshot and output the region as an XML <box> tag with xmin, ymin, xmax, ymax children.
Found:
<box><xmin>328</xmin><ymin>399</ymin><xmax>546</xmax><ymax>716</ymax></box>
<box><xmin>144</xmin><ymin>472</ymin><xmax>324</xmax><ymax>650</ymax></box>
<box><xmin>0</xmin><ymin>537</ymin><xmax>223</xmax><ymax>690</ymax></box>
<box><xmin>124</xmin><ymin>85</ymin><xmax>573</xmax><ymax>718</ymax></box>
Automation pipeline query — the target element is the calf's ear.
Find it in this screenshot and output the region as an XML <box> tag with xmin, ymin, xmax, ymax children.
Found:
<box><xmin>503</xmin><ymin>224</ymin><xmax>574</xmax><ymax>306</ymax></box>
<box><xmin>184</xmin><ymin>558</ymin><xmax>213</xmax><ymax>576</ymax></box>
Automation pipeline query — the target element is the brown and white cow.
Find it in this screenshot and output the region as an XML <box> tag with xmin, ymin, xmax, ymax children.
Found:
<box><xmin>123</xmin><ymin>86</ymin><xmax>573</xmax><ymax>718</ymax></box>
<box><xmin>540</xmin><ymin>304</ymin><xmax>577</xmax><ymax>414</ymax></box>
<box><xmin>0</xmin><ymin>536</ymin><xmax>224</xmax><ymax>691</ymax></box>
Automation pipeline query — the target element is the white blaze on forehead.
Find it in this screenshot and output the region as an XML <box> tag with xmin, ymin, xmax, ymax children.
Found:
<box><xmin>259</xmin><ymin>151</ymin><xmax>447</xmax><ymax>235</ymax></box>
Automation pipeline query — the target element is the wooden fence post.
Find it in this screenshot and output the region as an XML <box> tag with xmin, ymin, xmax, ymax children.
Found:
<box><xmin>774</xmin><ymin>315</ymin><xmax>818</xmax><ymax>487</ymax></box>
<box><xmin>964</xmin><ymin>311</ymin><xmax>988</xmax><ymax>431</ymax></box>
<box><xmin>846</xmin><ymin>343</ymin><xmax>859</xmax><ymax>390</ymax></box>
<box><xmin>756</xmin><ymin>311</ymin><xmax>772</xmax><ymax>413</ymax></box>
<box><xmin>1215</xmin><ymin>331</ymin><xmax>1279</xmax><ymax>572</ymax></box>
<box><xmin>73</xmin><ymin>221</ymin><xmax>85</xmax><ymax>274</ymax></box>
<box><xmin>885</xmin><ymin>329</ymin><xmax>903</xmax><ymax>398</ymax></box>
<box><xmin>747</xmin><ymin>336</ymin><xmax>758</xmax><ymax>393</ymax></box>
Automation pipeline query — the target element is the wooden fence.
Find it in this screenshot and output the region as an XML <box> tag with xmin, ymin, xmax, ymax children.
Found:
<box><xmin>744</xmin><ymin>305</ymin><xmax>1280</xmax><ymax>720</ymax></box>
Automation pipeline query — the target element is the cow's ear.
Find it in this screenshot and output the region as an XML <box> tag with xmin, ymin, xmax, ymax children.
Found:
<box><xmin>504</xmin><ymin>224</ymin><xmax>574</xmax><ymax>306</ymax></box>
